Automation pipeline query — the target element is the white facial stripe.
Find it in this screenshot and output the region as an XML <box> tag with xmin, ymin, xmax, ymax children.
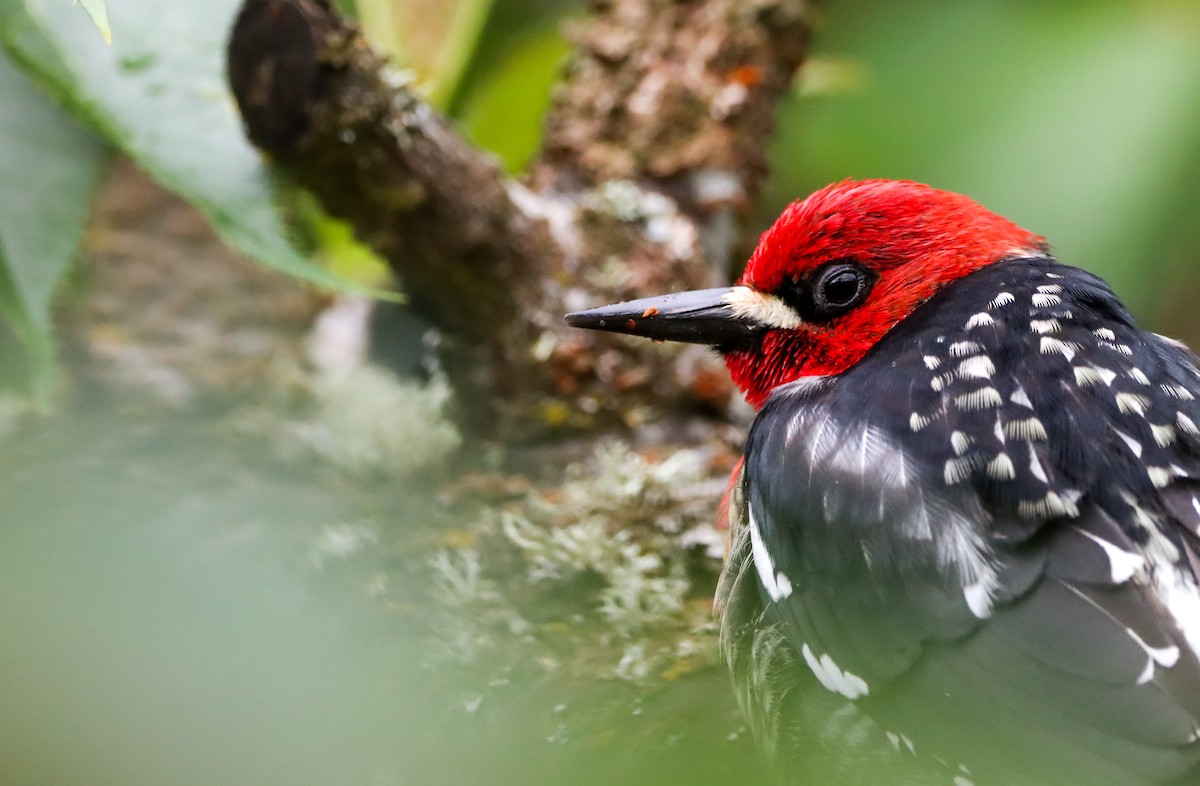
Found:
<box><xmin>723</xmin><ymin>286</ymin><xmax>803</xmax><ymax>330</ymax></box>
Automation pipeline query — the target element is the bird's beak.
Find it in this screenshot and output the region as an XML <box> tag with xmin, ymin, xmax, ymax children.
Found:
<box><xmin>565</xmin><ymin>287</ymin><xmax>762</xmax><ymax>348</ymax></box>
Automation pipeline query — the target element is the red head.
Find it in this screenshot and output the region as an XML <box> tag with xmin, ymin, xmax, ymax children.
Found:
<box><xmin>724</xmin><ymin>180</ymin><xmax>1045</xmax><ymax>406</ymax></box>
<box><xmin>566</xmin><ymin>180</ymin><xmax>1046</xmax><ymax>408</ymax></box>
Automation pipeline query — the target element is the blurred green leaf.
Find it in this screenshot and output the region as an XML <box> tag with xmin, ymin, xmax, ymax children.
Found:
<box><xmin>771</xmin><ymin>0</ymin><xmax>1200</xmax><ymax>321</ymax></box>
<box><xmin>0</xmin><ymin>0</ymin><xmax>387</xmax><ymax>297</ymax></box>
<box><xmin>358</xmin><ymin>0</ymin><xmax>494</xmax><ymax>109</ymax></box>
<box><xmin>75</xmin><ymin>0</ymin><xmax>109</xmax><ymax>43</ymax></box>
<box><xmin>0</xmin><ymin>50</ymin><xmax>107</xmax><ymax>399</ymax></box>
<box><xmin>459</xmin><ymin>28</ymin><xmax>570</xmax><ymax>172</ymax></box>
<box><xmin>296</xmin><ymin>193</ymin><xmax>393</xmax><ymax>287</ymax></box>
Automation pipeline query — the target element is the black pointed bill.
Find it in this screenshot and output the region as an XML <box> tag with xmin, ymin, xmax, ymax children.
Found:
<box><xmin>565</xmin><ymin>287</ymin><xmax>763</xmax><ymax>348</ymax></box>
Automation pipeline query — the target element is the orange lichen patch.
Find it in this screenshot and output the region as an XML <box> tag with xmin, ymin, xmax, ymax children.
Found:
<box><xmin>727</xmin><ymin>64</ymin><xmax>764</xmax><ymax>87</ymax></box>
<box><xmin>641</xmin><ymin>306</ymin><xmax>660</xmax><ymax>317</ymax></box>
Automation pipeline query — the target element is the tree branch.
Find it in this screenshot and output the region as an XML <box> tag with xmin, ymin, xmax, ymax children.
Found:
<box><xmin>227</xmin><ymin>0</ymin><xmax>811</xmax><ymax>440</ymax></box>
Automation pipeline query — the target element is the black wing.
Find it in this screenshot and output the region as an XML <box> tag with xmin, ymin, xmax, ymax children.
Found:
<box><xmin>722</xmin><ymin>259</ymin><xmax>1200</xmax><ymax>785</ymax></box>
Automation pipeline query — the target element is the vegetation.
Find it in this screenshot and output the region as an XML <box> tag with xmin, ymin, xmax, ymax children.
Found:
<box><xmin>1</xmin><ymin>1</ymin><xmax>1198</xmax><ymax>784</ymax></box>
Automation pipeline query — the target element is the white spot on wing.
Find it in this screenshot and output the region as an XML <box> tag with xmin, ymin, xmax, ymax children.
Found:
<box><xmin>1030</xmin><ymin>318</ymin><xmax>1060</xmax><ymax>335</ymax></box>
<box><xmin>1074</xmin><ymin>527</ymin><xmax>1144</xmax><ymax>583</ymax></box>
<box><xmin>800</xmin><ymin>644</ymin><xmax>869</xmax><ymax>699</ymax></box>
<box><xmin>944</xmin><ymin>457</ymin><xmax>975</xmax><ymax>485</ymax></box>
<box><xmin>1094</xmin><ymin>327</ymin><xmax>1116</xmax><ymax>341</ymax></box>
<box><xmin>1018</xmin><ymin>491</ymin><xmax>1080</xmax><ymax>519</ymax></box>
<box><xmin>1040</xmin><ymin>336</ymin><xmax>1078</xmax><ymax>361</ymax></box>
<box><xmin>950</xmin><ymin>431</ymin><xmax>973</xmax><ymax>455</ymax></box>
<box><xmin>1113</xmin><ymin>428</ymin><xmax>1143</xmax><ymax>458</ymax></box>
<box><xmin>909</xmin><ymin>412</ymin><xmax>931</xmax><ymax>432</ymax></box>
<box><xmin>953</xmin><ymin>387</ymin><xmax>1003</xmax><ymax>411</ymax></box>
<box><xmin>1178</xmin><ymin>412</ymin><xmax>1200</xmax><ymax>435</ymax></box>
<box><xmin>1115</xmin><ymin>392</ymin><xmax>1150</xmax><ymax>416</ymax></box>
<box><xmin>748</xmin><ymin>506</ymin><xmax>792</xmax><ymax>601</ymax></box>
<box><xmin>957</xmin><ymin>356</ymin><xmax>994</xmax><ymax>379</ymax></box>
<box><xmin>1136</xmin><ymin>658</ymin><xmax>1156</xmax><ymax>686</ymax></box>
<box><xmin>1027</xmin><ymin>443</ymin><xmax>1049</xmax><ymax>483</ymax></box>
<box><xmin>1036</xmin><ymin>284</ymin><xmax>1063</xmax><ymax>294</ymax></box>
<box><xmin>965</xmin><ymin>312</ymin><xmax>994</xmax><ymax>329</ymax></box>
<box><xmin>1004</xmin><ymin>417</ymin><xmax>1047</xmax><ymax>441</ymax></box>
<box><xmin>986</xmin><ymin>452</ymin><xmax>1015</xmax><ymax>480</ymax></box>
<box><xmin>948</xmin><ymin>341</ymin><xmax>983</xmax><ymax>358</ymax></box>
<box><xmin>1152</xmin><ymin>643</ymin><xmax>1181</xmax><ymax>667</ymax></box>
<box><xmin>1147</xmin><ymin>424</ymin><xmax>1176</xmax><ymax>448</ymax></box>
<box><xmin>923</xmin><ymin>355</ymin><xmax>941</xmax><ymax>371</ymax></box>
<box><xmin>1032</xmin><ymin>293</ymin><xmax>1062</xmax><ymax>308</ymax></box>
<box><xmin>1129</xmin><ymin>368</ymin><xmax>1152</xmax><ymax>386</ymax></box>
<box><xmin>989</xmin><ymin>292</ymin><xmax>1015</xmax><ymax>308</ymax></box>
<box><xmin>964</xmin><ymin>575</ymin><xmax>997</xmax><ymax>618</ymax></box>
<box><xmin>1124</xmin><ymin>625</ymin><xmax>1182</xmax><ymax>685</ymax></box>
<box><xmin>1010</xmin><ymin>385</ymin><xmax>1034</xmax><ymax>409</ymax></box>
<box><xmin>1164</xmin><ymin>384</ymin><xmax>1196</xmax><ymax>401</ymax></box>
<box><xmin>1148</xmin><ymin>466</ymin><xmax>1172</xmax><ymax>488</ymax></box>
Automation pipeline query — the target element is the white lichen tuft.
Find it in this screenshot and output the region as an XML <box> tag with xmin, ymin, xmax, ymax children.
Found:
<box><xmin>308</xmin><ymin>521</ymin><xmax>379</xmax><ymax>568</ymax></box>
<box><xmin>502</xmin><ymin>513</ymin><xmax>689</xmax><ymax>634</ymax></box>
<box><xmin>429</xmin><ymin>548</ymin><xmax>499</xmax><ymax>609</ymax></box>
<box><xmin>295</xmin><ymin>364</ymin><xmax>461</xmax><ymax>476</ymax></box>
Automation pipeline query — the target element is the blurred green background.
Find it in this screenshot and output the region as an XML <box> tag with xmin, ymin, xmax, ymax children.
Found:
<box><xmin>1</xmin><ymin>0</ymin><xmax>1199</xmax><ymax>784</ymax></box>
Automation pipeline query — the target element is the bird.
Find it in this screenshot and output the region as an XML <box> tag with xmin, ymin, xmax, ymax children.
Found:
<box><xmin>565</xmin><ymin>179</ymin><xmax>1200</xmax><ymax>785</ymax></box>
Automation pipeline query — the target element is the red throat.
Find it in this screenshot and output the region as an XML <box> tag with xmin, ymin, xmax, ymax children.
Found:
<box><xmin>725</xmin><ymin>180</ymin><xmax>1045</xmax><ymax>409</ymax></box>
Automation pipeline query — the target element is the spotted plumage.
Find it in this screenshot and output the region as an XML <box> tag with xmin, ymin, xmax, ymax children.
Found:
<box><xmin>720</xmin><ymin>256</ymin><xmax>1200</xmax><ymax>784</ymax></box>
<box><xmin>565</xmin><ymin>180</ymin><xmax>1200</xmax><ymax>785</ymax></box>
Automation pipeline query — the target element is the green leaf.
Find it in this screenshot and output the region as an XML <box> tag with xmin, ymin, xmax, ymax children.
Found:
<box><xmin>0</xmin><ymin>0</ymin><xmax>388</xmax><ymax>298</ymax></box>
<box><xmin>75</xmin><ymin>0</ymin><xmax>109</xmax><ymax>43</ymax></box>
<box><xmin>459</xmin><ymin>29</ymin><xmax>570</xmax><ymax>173</ymax></box>
<box><xmin>0</xmin><ymin>49</ymin><xmax>107</xmax><ymax>399</ymax></box>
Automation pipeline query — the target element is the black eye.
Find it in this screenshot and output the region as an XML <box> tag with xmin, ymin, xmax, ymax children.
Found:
<box><xmin>779</xmin><ymin>261</ymin><xmax>874</xmax><ymax>322</ymax></box>
<box><xmin>814</xmin><ymin>264</ymin><xmax>870</xmax><ymax>313</ymax></box>
<box><xmin>776</xmin><ymin>260</ymin><xmax>876</xmax><ymax>322</ymax></box>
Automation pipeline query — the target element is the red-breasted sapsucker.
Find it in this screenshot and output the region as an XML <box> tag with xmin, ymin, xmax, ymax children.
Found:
<box><xmin>567</xmin><ymin>180</ymin><xmax>1200</xmax><ymax>785</ymax></box>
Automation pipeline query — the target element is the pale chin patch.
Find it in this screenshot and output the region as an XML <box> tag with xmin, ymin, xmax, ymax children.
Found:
<box><xmin>723</xmin><ymin>286</ymin><xmax>804</xmax><ymax>330</ymax></box>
